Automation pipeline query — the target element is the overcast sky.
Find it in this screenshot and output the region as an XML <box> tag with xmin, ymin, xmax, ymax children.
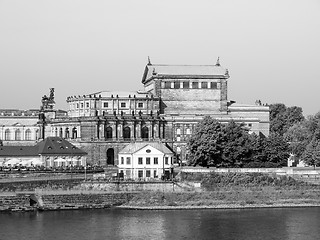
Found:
<box><xmin>0</xmin><ymin>0</ymin><xmax>319</xmax><ymax>116</ymax></box>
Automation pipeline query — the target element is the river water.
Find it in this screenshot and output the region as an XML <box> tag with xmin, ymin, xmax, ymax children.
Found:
<box><xmin>1</xmin><ymin>207</ymin><xmax>320</xmax><ymax>240</ymax></box>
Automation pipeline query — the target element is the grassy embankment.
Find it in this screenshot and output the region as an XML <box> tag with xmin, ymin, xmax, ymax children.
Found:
<box><xmin>122</xmin><ymin>172</ymin><xmax>320</xmax><ymax>209</ymax></box>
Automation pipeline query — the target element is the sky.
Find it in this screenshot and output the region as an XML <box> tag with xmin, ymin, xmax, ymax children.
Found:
<box><xmin>0</xmin><ymin>0</ymin><xmax>319</xmax><ymax>116</ymax></box>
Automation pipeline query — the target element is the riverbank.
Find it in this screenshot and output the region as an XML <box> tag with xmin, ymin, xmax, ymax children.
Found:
<box><xmin>1</xmin><ymin>172</ymin><xmax>320</xmax><ymax>212</ymax></box>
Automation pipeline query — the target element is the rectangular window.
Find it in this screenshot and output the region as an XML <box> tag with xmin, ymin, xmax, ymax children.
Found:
<box><xmin>126</xmin><ymin>157</ymin><xmax>131</xmax><ymax>165</ymax></box>
<box><xmin>81</xmin><ymin>103</ymin><xmax>84</xmax><ymax>108</ymax></box>
<box><xmin>154</xmin><ymin>157</ymin><xmax>158</xmax><ymax>165</ymax></box>
<box><xmin>76</xmin><ymin>103</ymin><xmax>79</xmax><ymax>108</ymax></box>
<box><xmin>183</xmin><ymin>81</ymin><xmax>189</xmax><ymax>89</ymax></box>
<box><xmin>154</xmin><ymin>170</ymin><xmax>158</xmax><ymax>178</ymax></box>
<box><xmin>164</xmin><ymin>81</ymin><xmax>171</xmax><ymax>89</ymax></box>
<box><xmin>174</xmin><ymin>81</ymin><xmax>180</xmax><ymax>89</ymax></box>
<box><xmin>146</xmin><ymin>157</ymin><xmax>150</xmax><ymax>165</ymax></box>
<box><xmin>146</xmin><ymin>170</ymin><xmax>150</xmax><ymax>177</ymax></box>
<box><xmin>121</xmin><ymin>157</ymin><xmax>124</xmax><ymax>165</ymax></box>
<box><xmin>103</xmin><ymin>102</ymin><xmax>108</xmax><ymax>108</ymax></box>
<box><xmin>138</xmin><ymin>170</ymin><xmax>143</xmax><ymax>178</ymax></box>
<box><xmin>138</xmin><ymin>157</ymin><xmax>143</xmax><ymax>165</ymax></box>
<box><xmin>192</xmin><ymin>82</ymin><xmax>198</xmax><ymax>89</ymax></box>
<box><xmin>165</xmin><ymin>157</ymin><xmax>169</xmax><ymax>165</ymax></box>
<box><xmin>210</xmin><ymin>82</ymin><xmax>217</xmax><ymax>89</ymax></box>
<box><xmin>121</xmin><ymin>102</ymin><xmax>126</xmax><ymax>108</ymax></box>
<box><xmin>86</xmin><ymin>102</ymin><xmax>89</xmax><ymax>108</ymax></box>
<box><xmin>138</xmin><ymin>103</ymin><xmax>143</xmax><ymax>108</ymax></box>
<box><xmin>201</xmin><ymin>82</ymin><xmax>208</xmax><ymax>88</ymax></box>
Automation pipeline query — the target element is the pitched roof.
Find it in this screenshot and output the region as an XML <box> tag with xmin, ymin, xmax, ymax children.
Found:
<box><xmin>89</xmin><ymin>90</ymin><xmax>153</xmax><ymax>99</ymax></box>
<box><xmin>0</xmin><ymin>145</ymin><xmax>38</xmax><ymax>157</ymax></box>
<box><xmin>0</xmin><ymin>137</ymin><xmax>87</xmax><ymax>157</ymax></box>
<box><xmin>119</xmin><ymin>142</ymin><xmax>173</xmax><ymax>155</ymax></box>
<box><xmin>142</xmin><ymin>64</ymin><xmax>229</xmax><ymax>83</ymax></box>
<box><xmin>37</xmin><ymin>137</ymin><xmax>87</xmax><ymax>155</ymax></box>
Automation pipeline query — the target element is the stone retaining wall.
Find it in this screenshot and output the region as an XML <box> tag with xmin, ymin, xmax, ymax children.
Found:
<box><xmin>37</xmin><ymin>192</ymin><xmax>136</xmax><ymax>210</ymax></box>
<box><xmin>0</xmin><ymin>179</ymin><xmax>83</xmax><ymax>192</ymax></box>
<box><xmin>0</xmin><ymin>193</ymin><xmax>35</xmax><ymax>212</ymax></box>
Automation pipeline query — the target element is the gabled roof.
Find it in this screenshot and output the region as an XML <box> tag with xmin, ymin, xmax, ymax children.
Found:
<box><xmin>37</xmin><ymin>137</ymin><xmax>87</xmax><ymax>155</ymax></box>
<box><xmin>119</xmin><ymin>142</ymin><xmax>173</xmax><ymax>155</ymax></box>
<box><xmin>142</xmin><ymin>64</ymin><xmax>229</xmax><ymax>84</ymax></box>
<box><xmin>0</xmin><ymin>145</ymin><xmax>38</xmax><ymax>157</ymax></box>
<box><xmin>0</xmin><ymin>137</ymin><xmax>87</xmax><ymax>157</ymax></box>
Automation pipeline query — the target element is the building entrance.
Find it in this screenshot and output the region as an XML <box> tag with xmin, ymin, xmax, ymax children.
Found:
<box><xmin>106</xmin><ymin>148</ymin><xmax>115</xmax><ymax>165</ymax></box>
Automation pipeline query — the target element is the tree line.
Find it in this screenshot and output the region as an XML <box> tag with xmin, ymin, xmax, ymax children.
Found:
<box><xmin>187</xmin><ymin>103</ymin><xmax>316</xmax><ymax>168</ymax></box>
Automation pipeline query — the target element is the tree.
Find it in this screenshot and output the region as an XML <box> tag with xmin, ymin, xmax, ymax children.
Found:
<box><xmin>284</xmin><ymin>122</ymin><xmax>311</xmax><ymax>158</ymax></box>
<box><xmin>264</xmin><ymin>133</ymin><xmax>290</xmax><ymax>167</ymax></box>
<box><xmin>301</xmin><ymin>138</ymin><xmax>320</xmax><ymax>169</ymax></box>
<box><xmin>270</xmin><ymin>104</ymin><xmax>304</xmax><ymax>136</ymax></box>
<box><xmin>187</xmin><ymin>116</ymin><xmax>224</xmax><ymax>167</ymax></box>
<box><xmin>187</xmin><ymin>117</ymin><xmax>253</xmax><ymax>167</ymax></box>
<box><xmin>220</xmin><ymin>121</ymin><xmax>252</xmax><ymax>167</ymax></box>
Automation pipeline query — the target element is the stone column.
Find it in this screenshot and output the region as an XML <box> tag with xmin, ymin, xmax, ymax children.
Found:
<box><xmin>154</xmin><ymin>122</ymin><xmax>159</xmax><ymax>139</ymax></box>
<box><xmin>136</xmin><ymin>121</ymin><xmax>141</xmax><ymax>139</ymax></box>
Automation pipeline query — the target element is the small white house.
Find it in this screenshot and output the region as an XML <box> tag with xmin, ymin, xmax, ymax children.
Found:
<box><xmin>117</xmin><ymin>142</ymin><xmax>174</xmax><ymax>179</ymax></box>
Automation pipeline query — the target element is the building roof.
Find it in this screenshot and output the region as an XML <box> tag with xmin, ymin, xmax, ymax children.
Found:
<box><xmin>37</xmin><ymin>137</ymin><xmax>87</xmax><ymax>156</ymax></box>
<box><xmin>0</xmin><ymin>137</ymin><xmax>87</xmax><ymax>157</ymax></box>
<box><xmin>142</xmin><ymin>63</ymin><xmax>230</xmax><ymax>84</ymax></box>
<box><xmin>119</xmin><ymin>142</ymin><xmax>174</xmax><ymax>155</ymax></box>
<box><xmin>67</xmin><ymin>90</ymin><xmax>154</xmax><ymax>101</ymax></box>
<box><xmin>0</xmin><ymin>145</ymin><xmax>39</xmax><ymax>157</ymax></box>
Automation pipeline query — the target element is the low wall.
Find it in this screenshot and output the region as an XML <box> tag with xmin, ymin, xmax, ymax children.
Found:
<box><xmin>78</xmin><ymin>181</ymin><xmax>176</xmax><ymax>192</ymax></box>
<box><xmin>0</xmin><ymin>179</ymin><xmax>83</xmax><ymax>192</ymax></box>
<box><xmin>180</xmin><ymin>167</ymin><xmax>320</xmax><ymax>175</ymax></box>
<box><xmin>0</xmin><ymin>193</ymin><xmax>36</xmax><ymax>212</ymax></box>
<box><xmin>37</xmin><ymin>192</ymin><xmax>136</xmax><ymax>210</ymax></box>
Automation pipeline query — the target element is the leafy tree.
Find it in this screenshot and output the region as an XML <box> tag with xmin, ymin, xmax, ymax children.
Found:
<box><xmin>284</xmin><ymin>122</ymin><xmax>311</xmax><ymax>158</ymax></box>
<box><xmin>188</xmin><ymin>117</ymin><xmax>256</xmax><ymax>167</ymax></box>
<box><xmin>187</xmin><ymin>116</ymin><xmax>224</xmax><ymax>167</ymax></box>
<box><xmin>270</xmin><ymin>104</ymin><xmax>304</xmax><ymax>136</ymax></box>
<box><xmin>220</xmin><ymin>121</ymin><xmax>252</xmax><ymax>167</ymax></box>
<box><xmin>264</xmin><ymin>133</ymin><xmax>290</xmax><ymax>167</ymax></box>
<box><xmin>301</xmin><ymin>139</ymin><xmax>320</xmax><ymax>169</ymax></box>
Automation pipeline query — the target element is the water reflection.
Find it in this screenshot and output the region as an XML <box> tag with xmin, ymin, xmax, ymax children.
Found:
<box><xmin>1</xmin><ymin>208</ymin><xmax>320</xmax><ymax>240</ymax></box>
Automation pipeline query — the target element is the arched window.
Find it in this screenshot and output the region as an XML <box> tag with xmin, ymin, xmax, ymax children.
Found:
<box><xmin>4</xmin><ymin>129</ymin><xmax>10</xmax><ymax>141</ymax></box>
<box><xmin>55</xmin><ymin>128</ymin><xmax>58</xmax><ymax>136</ymax></box>
<box><xmin>35</xmin><ymin>129</ymin><xmax>39</xmax><ymax>140</ymax></box>
<box><xmin>105</xmin><ymin>127</ymin><xmax>112</xmax><ymax>139</ymax></box>
<box><xmin>176</xmin><ymin>128</ymin><xmax>181</xmax><ymax>134</ymax></box>
<box><xmin>59</xmin><ymin>128</ymin><xmax>63</xmax><ymax>138</ymax></box>
<box><xmin>141</xmin><ymin>126</ymin><xmax>149</xmax><ymax>140</ymax></box>
<box><xmin>65</xmin><ymin>128</ymin><xmax>70</xmax><ymax>139</ymax></box>
<box><xmin>123</xmin><ymin>126</ymin><xmax>131</xmax><ymax>140</ymax></box>
<box><xmin>15</xmin><ymin>129</ymin><xmax>22</xmax><ymax>140</ymax></box>
<box><xmin>25</xmin><ymin>129</ymin><xmax>31</xmax><ymax>140</ymax></box>
<box><xmin>186</xmin><ymin>128</ymin><xmax>191</xmax><ymax>135</ymax></box>
<box><xmin>72</xmin><ymin>127</ymin><xmax>77</xmax><ymax>139</ymax></box>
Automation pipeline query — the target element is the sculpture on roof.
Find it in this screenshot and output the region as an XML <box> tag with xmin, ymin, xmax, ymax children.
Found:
<box><xmin>148</xmin><ymin>56</ymin><xmax>152</xmax><ymax>65</ymax></box>
<box><xmin>41</xmin><ymin>88</ymin><xmax>56</xmax><ymax>110</ymax></box>
<box><xmin>215</xmin><ymin>57</ymin><xmax>220</xmax><ymax>66</ymax></box>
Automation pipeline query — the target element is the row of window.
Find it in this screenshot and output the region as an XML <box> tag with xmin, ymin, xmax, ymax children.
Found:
<box><xmin>162</xmin><ymin>81</ymin><xmax>218</xmax><ymax>89</ymax></box>
<box><xmin>120</xmin><ymin>156</ymin><xmax>171</xmax><ymax>165</ymax></box>
<box><xmin>104</xmin><ymin>126</ymin><xmax>150</xmax><ymax>140</ymax></box>
<box><xmin>72</xmin><ymin>102</ymin><xmax>146</xmax><ymax>110</ymax></box>
<box><xmin>53</xmin><ymin>127</ymin><xmax>78</xmax><ymax>139</ymax></box>
<box><xmin>2</xmin><ymin>129</ymin><xmax>38</xmax><ymax>141</ymax></box>
<box><xmin>138</xmin><ymin>169</ymin><xmax>157</xmax><ymax>178</ymax></box>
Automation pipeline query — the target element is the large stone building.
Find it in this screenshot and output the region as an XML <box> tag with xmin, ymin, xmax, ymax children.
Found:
<box><xmin>0</xmin><ymin>59</ymin><xmax>270</xmax><ymax>166</ymax></box>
